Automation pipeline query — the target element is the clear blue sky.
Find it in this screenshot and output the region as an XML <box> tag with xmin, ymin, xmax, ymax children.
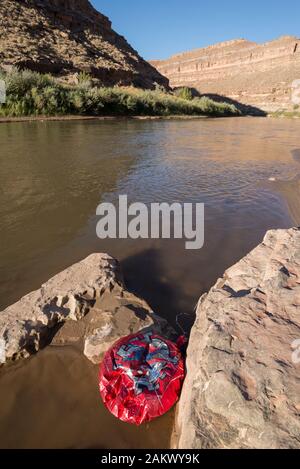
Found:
<box><xmin>91</xmin><ymin>0</ymin><xmax>299</xmax><ymax>60</ymax></box>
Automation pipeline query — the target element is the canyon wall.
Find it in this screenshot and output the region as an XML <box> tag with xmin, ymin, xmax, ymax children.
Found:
<box><xmin>151</xmin><ymin>36</ymin><xmax>300</xmax><ymax>112</ymax></box>
<box><xmin>0</xmin><ymin>0</ymin><xmax>169</xmax><ymax>89</ymax></box>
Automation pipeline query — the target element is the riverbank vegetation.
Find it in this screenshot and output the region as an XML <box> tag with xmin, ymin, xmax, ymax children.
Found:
<box><xmin>0</xmin><ymin>69</ymin><xmax>240</xmax><ymax>118</ymax></box>
<box><xmin>269</xmin><ymin>107</ymin><xmax>300</xmax><ymax>119</ymax></box>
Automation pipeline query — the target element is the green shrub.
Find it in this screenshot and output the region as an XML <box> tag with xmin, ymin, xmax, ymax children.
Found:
<box><xmin>77</xmin><ymin>71</ymin><xmax>93</xmax><ymax>90</ymax></box>
<box><xmin>0</xmin><ymin>69</ymin><xmax>240</xmax><ymax>118</ymax></box>
<box><xmin>174</xmin><ymin>87</ymin><xmax>194</xmax><ymax>101</ymax></box>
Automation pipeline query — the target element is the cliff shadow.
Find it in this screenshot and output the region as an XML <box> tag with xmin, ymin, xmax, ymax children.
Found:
<box><xmin>201</xmin><ymin>93</ymin><xmax>267</xmax><ymax>116</ymax></box>
<box><xmin>172</xmin><ymin>88</ymin><xmax>267</xmax><ymax>116</ymax></box>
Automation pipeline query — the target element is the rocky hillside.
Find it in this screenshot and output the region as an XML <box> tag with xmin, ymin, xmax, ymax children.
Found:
<box><xmin>151</xmin><ymin>36</ymin><xmax>300</xmax><ymax>112</ymax></box>
<box><xmin>0</xmin><ymin>0</ymin><xmax>168</xmax><ymax>89</ymax></box>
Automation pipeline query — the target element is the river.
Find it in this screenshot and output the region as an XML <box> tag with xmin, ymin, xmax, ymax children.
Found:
<box><xmin>0</xmin><ymin>116</ymin><xmax>299</xmax><ymax>448</ymax></box>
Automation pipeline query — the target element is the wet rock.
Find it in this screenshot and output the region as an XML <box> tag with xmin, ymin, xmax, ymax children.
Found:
<box><xmin>175</xmin><ymin>227</ymin><xmax>300</xmax><ymax>449</ymax></box>
<box><xmin>0</xmin><ymin>254</ymin><xmax>115</xmax><ymax>362</ymax></box>
<box><xmin>84</xmin><ymin>324</ymin><xmax>115</xmax><ymax>365</ymax></box>
<box><xmin>0</xmin><ymin>253</ymin><xmax>173</xmax><ymax>366</ymax></box>
<box><xmin>53</xmin><ymin>289</ymin><xmax>173</xmax><ymax>365</ymax></box>
<box><xmin>0</xmin><ymin>253</ymin><xmax>122</xmax><ymax>363</ymax></box>
<box><xmin>83</xmin><ymin>305</ymin><xmax>171</xmax><ymax>364</ymax></box>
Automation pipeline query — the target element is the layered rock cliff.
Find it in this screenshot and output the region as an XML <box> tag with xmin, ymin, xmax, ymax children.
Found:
<box><xmin>0</xmin><ymin>0</ymin><xmax>168</xmax><ymax>89</ymax></box>
<box><xmin>152</xmin><ymin>36</ymin><xmax>300</xmax><ymax>112</ymax></box>
<box><xmin>175</xmin><ymin>228</ymin><xmax>300</xmax><ymax>449</ymax></box>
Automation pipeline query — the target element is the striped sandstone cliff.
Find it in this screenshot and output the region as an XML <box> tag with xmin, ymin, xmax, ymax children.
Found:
<box><xmin>151</xmin><ymin>36</ymin><xmax>300</xmax><ymax>112</ymax></box>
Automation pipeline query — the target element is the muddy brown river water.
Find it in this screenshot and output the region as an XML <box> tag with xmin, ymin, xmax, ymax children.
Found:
<box><xmin>0</xmin><ymin>117</ymin><xmax>300</xmax><ymax>448</ymax></box>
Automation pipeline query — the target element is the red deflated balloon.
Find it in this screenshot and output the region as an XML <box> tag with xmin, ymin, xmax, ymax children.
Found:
<box><xmin>99</xmin><ymin>332</ymin><xmax>185</xmax><ymax>425</ymax></box>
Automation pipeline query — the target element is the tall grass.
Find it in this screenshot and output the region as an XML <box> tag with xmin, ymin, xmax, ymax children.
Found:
<box><xmin>0</xmin><ymin>69</ymin><xmax>240</xmax><ymax>118</ymax></box>
<box><xmin>174</xmin><ymin>87</ymin><xmax>194</xmax><ymax>101</ymax></box>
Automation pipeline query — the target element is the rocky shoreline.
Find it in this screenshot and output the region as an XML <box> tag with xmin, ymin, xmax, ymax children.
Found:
<box><xmin>175</xmin><ymin>227</ymin><xmax>300</xmax><ymax>449</ymax></box>
<box><xmin>0</xmin><ymin>253</ymin><xmax>173</xmax><ymax>365</ymax></box>
<box><xmin>1</xmin><ymin>228</ymin><xmax>299</xmax><ymax>448</ymax></box>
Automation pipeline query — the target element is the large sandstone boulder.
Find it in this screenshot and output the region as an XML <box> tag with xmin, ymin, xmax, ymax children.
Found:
<box><xmin>175</xmin><ymin>227</ymin><xmax>300</xmax><ymax>449</ymax></box>
<box><xmin>0</xmin><ymin>253</ymin><xmax>172</xmax><ymax>365</ymax></box>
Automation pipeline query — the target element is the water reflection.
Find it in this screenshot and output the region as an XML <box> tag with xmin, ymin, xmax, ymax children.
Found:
<box><xmin>0</xmin><ymin>117</ymin><xmax>299</xmax><ymax>329</ymax></box>
<box><xmin>0</xmin><ymin>116</ymin><xmax>300</xmax><ymax>449</ymax></box>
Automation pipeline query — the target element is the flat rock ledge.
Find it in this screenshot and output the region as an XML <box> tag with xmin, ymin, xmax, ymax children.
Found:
<box><xmin>175</xmin><ymin>227</ymin><xmax>300</xmax><ymax>449</ymax></box>
<box><xmin>0</xmin><ymin>253</ymin><xmax>172</xmax><ymax>365</ymax></box>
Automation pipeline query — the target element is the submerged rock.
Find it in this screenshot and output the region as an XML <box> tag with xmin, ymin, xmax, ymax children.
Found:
<box><xmin>175</xmin><ymin>227</ymin><xmax>300</xmax><ymax>449</ymax></box>
<box><xmin>0</xmin><ymin>253</ymin><xmax>172</xmax><ymax>365</ymax></box>
<box><xmin>54</xmin><ymin>288</ymin><xmax>172</xmax><ymax>365</ymax></box>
